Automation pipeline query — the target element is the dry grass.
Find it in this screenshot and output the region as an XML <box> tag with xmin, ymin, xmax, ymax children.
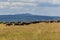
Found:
<box><xmin>0</xmin><ymin>23</ymin><xmax>60</xmax><ymax>40</ymax></box>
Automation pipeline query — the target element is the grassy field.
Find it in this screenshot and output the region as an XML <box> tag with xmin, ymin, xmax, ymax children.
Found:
<box><xmin>0</xmin><ymin>23</ymin><xmax>60</xmax><ymax>40</ymax></box>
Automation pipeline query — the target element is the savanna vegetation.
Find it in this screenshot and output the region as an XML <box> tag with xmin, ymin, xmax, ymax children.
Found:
<box><xmin>0</xmin><ymin>22</ymin><xmax>60</xmax><ymax>40</ymax></box>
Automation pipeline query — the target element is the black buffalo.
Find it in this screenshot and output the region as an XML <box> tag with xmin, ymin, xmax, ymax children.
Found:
<box><xmin>6</xmin><ymin>23</ymin><xmax>13</xmax><ymax>26</ymax></box>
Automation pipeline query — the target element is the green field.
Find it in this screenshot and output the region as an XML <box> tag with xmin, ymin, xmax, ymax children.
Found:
<box><xmin>0</xmin><ymin>23</ymin><xmax>60</xmax><ymax>40</ymax></box>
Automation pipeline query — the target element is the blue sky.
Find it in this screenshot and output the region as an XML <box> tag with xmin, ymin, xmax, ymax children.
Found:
<box><xmin>0</xmin><ymin>0</ymin><xmax>60</xmax><ymax>16</ymax></box>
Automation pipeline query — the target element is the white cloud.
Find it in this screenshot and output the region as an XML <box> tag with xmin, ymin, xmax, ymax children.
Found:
<box><xmin>10</xmin><ymin>2</ymin><xmax>24</xmax><ymax>6</ymax></box>
<box><xmin>0</xmin><ymin>0</ymin><xmax>60</xmax><ymax>16</ymax></box>
<box><xmin>8</xmin><ymin>0</ymin><xmax>35</xmax><ymax>2</ymax></box>
<box><xmin>0</xmin><ymin>1</ymin><xmax>36</xmax><ymax>9</ymax></box>
<box><xmin>0</xmin><ymin>2</ymin><xmax>9</xmax><ymax>9</ymax></box>
<box><xmin>0</xmin><ymin>2</ymin><xmax>9</xmax><ymax>5</ymax></box>
<box><xmin>52</xmin><ymin>0</ymin><xmax>60</xmax><ymax>4</ymax></box>
<box><xmin>9</xmin><ymin>2</ymin><xmax>36</xmax><ymax>9</ymax></box>
<box><xmin>9</xmin><ymin>2</ymin><xmax>36</xmax><ymax>6</ymax></box>
<box><xmin>8</xmin><ymin>0</ymin><xmax>49</xmax><ymax>2</ymax></box>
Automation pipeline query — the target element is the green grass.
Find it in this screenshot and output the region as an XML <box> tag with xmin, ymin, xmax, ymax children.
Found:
<box><xmin>0</xmin><ymin>23</ymin><xmax>60</xmax><ymax>40</ymax></box>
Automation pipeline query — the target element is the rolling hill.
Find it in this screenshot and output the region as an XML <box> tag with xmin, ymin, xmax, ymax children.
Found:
<box><xmin>0</xmin><ymin>13</ymin><xmax>60</xmax><ymax>22</ymax></box>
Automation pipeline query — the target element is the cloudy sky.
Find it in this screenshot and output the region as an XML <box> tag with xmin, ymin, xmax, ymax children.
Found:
<box><xmin>0</xmin><ymin>0</ymin><xmax>60</xmax><ymax>16</ymax></box>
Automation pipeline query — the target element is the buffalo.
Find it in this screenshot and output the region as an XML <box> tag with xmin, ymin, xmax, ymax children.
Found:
<box><xmin>6</xmin><ymin>23</ymin><xmax>13</xmax><ymax>26</ymax></box>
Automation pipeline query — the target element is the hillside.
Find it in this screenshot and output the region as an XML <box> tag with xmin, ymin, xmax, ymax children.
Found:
<box><xmin>0</xmin><ymin>13</ymin><xmax>60</xmax><ymax>22</ymax></box>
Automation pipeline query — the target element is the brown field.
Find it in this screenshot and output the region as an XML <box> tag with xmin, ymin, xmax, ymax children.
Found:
<box><xmin>0</xmin><ymin>23</ymin><xmax>60</xmax><ymax>40</ymax></box>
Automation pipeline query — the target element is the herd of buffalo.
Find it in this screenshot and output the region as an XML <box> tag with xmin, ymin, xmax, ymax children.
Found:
<box><xmin>0</xmin><ymin>20</ymin><xmax>60</xmax><ymax>26</ymax></box>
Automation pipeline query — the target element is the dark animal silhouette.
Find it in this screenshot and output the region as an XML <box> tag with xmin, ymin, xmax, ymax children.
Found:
<box><xmin>10</xmin><ymin>21</ymin><xmax>21</xmax><ymax>26</ymax></box>
<box><xmin>14</xmin><ymin>23</ymin><xmax>21</xmax><ymax>25</ymax></box>
<box><xmin>19</xmin><ymin>22</ymin><xmax>31</xmax><ymax>25</ymax></box>
<box><xmin>46</xmin><ymin>20</ymin><xmax>57</xmax><ymax>23</ymax></box>
<box><xmin>31</xmin><ymin>21</ymin><xmax>40</xmax><ymax>24</ymax></box>
<box><xmin>6</xmin><ymin>23</ymin><xmax>13</xmax><ymax>26</ymax></box>
<box><xmin>50</xmin><ymin>21</ymin><xmax>55</xmax><ymax>23</ymax></box>
<box><xmin>5</xmin><ymin>20</ymin><xmax>60</xmax><ymax>26</ymax></box>
<box><xmin>20</xmin><ymin>22</ymin><xmax>25</xmax><ymax>25</ymax></box>
<box><xmin>24</xmin><ymin>22</ymin><xmax>32</xmax><ymax>25</ymax></box>
<box><xmin>44</xmin><ymin>21</ymin><xmax>50</xmax><ymax>23</ymax></box>
<box><xmin>38</xmin><ymin>21</ymin><xmax>44</xmax><ymax>23</ymax></box>
<box><xmin>41</xmin><ymin>21</ymin><xmax>53</xmax><ymax>23</ymax></box>
<box><xmin>57</xmin><ymin>21</ymin><xmax>60</xmax><ymax>22</ymax></box>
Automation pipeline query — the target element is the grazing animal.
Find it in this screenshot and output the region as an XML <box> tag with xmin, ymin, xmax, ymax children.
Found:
<box><xmin>6</xmin><ymin>23</ymin><xmax>13</xmax><ymax>26</ymax></box>
<box><xmin>10</xmin><ymin>21</ymin><xmax>21</xmax><ymax>26</ymax></box>
<box><xmin>45</xmin><ymin>21</ymin><xmax>50</xmax><ymax>23</ymax></box>
<box><xmin>39</xmin><ymin>21</ymin><xmax>44</xmax><ymax>23</ymax></box>
<box><xmin>44</xmin><ymin>20</ymin><xmax>56</xmax><ymax>23</ymax></box>
<box><xmin>20</xmin><ymin>23</ymin><xmax>25</xmax><ymax>25</ymax></box>
<box><xmin>14</xmin><ymin>23</ymin><xmax>21</xmax><ymax>25</ymax></box>
<box><xmin>50</xmin><ymin>21</ymin><xmax>54</xmax><ymax>23</ymax></box>
<box><xmin>35</xmin><ymin>21</ymin><xmax>40</xmax><ymax>23</ymax></box>
<box><xmin>31</xmin><ymin>21</ymin><xmax>39</xmax><ymax>24</ymax></box>
<box><xmin>57</xmin><ymin>21</ymin><xmax>60</xmax><ymax>22</ymax></box>
<box><xmin>24</xmin><ymin>22</ymin><xmax>31</xmax><ymax>25</ymax></box>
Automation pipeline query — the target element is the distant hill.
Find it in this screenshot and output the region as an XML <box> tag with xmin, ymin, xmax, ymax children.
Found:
<box><xmin>0</xmin><ymin>13</ymin><xmax>60</xmax><ymax>22</ymax></box>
